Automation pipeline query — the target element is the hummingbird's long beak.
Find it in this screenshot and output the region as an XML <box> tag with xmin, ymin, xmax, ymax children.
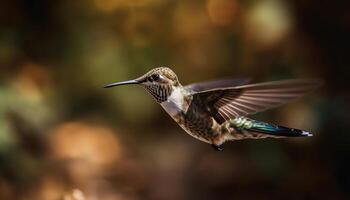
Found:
<box><xmin>103</xmin><ymin>79</ymin><xmax>140</xmax><ymax>88</ymax></box>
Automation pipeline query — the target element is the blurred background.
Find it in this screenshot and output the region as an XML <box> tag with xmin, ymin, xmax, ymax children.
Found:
<box><xmin>0</xmin><ymin>0</ymin><xmax>349</xmax><ymax>199</ymax></box>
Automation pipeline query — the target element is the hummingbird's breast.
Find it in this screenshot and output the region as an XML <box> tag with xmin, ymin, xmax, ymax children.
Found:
<box><xmin>161</xmin><ymin>87</ymin><xmax>220</xmax><ymax>144</ymax></box>
<box><xmin>161</xmin><ymin>87</ymin><xmax>190</xmax><ymax>124</ymax></box>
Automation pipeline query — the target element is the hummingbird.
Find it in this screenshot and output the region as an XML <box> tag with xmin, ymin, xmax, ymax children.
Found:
<box><xmin>104</xmin><ymin>67</ymin><xmax>320</xmax><ymax>151</ymax></box>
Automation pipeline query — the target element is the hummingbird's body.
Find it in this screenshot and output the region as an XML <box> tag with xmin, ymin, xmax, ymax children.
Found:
<box><xmin>161</xmin><ymin>86</ymin><xmax>221</xmax><ymax>144</ymax></box>
<box><xmin>105</xmin><ymin>67</ymin><xmax>319</xmax><ymax>151</ymax></box>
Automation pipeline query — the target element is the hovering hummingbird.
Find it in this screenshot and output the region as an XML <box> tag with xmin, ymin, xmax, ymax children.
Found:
<box><xmin>104</xmin><ymin>67</ymin><xmax>320</xmax><ymax>151</ymax></box>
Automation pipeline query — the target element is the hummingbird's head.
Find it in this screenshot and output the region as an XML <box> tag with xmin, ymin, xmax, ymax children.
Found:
<box><xmin>104</xmin><ymin>67</ymin><xmax>181</xmax><ymax>103</ymax></box>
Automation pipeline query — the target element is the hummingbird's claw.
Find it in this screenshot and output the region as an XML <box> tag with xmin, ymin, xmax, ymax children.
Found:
<box><xmin>212</xmin><ymin>144</ymin><xmax>224</xmax><ymax>151</ymax></box>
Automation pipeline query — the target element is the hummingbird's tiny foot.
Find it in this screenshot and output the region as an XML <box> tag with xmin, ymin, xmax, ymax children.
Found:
<box><xmin>211</xmin><ymin>144</ymin><xmax>224</xmax><ymax>151</ymax></box>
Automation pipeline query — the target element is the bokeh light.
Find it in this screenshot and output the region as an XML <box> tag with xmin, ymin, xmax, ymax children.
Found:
<box><xmin>0</xmin><ymin>0</ymin><xmax>348</xmax><ymax>199</ymax></box>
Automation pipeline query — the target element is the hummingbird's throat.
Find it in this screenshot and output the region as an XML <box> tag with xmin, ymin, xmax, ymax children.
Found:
<box><xmin>143</xmin><ymin>84</ymin><xmax>173</xmax><ymax>103</ymax></box>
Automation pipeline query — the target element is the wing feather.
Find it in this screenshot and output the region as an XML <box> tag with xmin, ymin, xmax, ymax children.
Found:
<box><xmin>192</xmin><ymin>79</ymin><xmax>321</xmax><ymax>124</ymax></box>
<box><xmin>185</xmin><ymin>78</ymin><xmax>250</xmax><ymax>93</ymax></box>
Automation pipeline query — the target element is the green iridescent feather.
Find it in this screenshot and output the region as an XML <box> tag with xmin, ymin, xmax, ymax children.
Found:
<box><xmin>229</xmin><ymin>117</ymin><xmax>312</xmax><ymax>137</ymax></box>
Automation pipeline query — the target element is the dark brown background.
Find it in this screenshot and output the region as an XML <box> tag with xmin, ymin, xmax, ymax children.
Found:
<box><xmin>0</xmin><ymin>0</ymin><xmax>349</xmax><ymax>199</ymax></box>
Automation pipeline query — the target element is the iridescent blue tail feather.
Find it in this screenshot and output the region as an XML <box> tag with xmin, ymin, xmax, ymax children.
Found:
<box><xmin>248</xmin><ymin>120</ymin><xmax>312</xmax><ymax>137</ymax></box>
<box><xmin>228</xmin><ymin>117</ymin><xmax>312</xmax><ymax>140</ymax></box>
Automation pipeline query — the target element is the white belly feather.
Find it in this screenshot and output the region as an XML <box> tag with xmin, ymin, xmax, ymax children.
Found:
<box><xmin>161</xmin><ymin>87</ymin><xmax>186</xmax><ymax>117</ymax></box>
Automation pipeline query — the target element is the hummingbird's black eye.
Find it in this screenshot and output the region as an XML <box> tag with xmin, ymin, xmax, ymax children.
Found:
<box><xmin>152</xmin><ymin>74</ymin><xmax>160</xmax><ymax>81</ymax></box>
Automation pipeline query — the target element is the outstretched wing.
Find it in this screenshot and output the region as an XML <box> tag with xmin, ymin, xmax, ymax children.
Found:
<box><xmin>185</xmin><ymin>78</ymin><xmax>250</xmax><ymax>93</ymax></box>
<box><xmin>190</xmin><ymin>79</ymin><xmax>321</xmax><ymax>124</ymax></box>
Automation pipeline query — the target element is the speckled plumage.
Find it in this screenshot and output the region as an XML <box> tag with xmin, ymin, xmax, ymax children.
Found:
<box><xmin>105</xmin><ymin>67</ymin><xmax>319</xmax><ymax>151</ymax></box>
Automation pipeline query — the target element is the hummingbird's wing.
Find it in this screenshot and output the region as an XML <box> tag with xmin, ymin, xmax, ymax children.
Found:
<box><xmin>190</xmin><ymin>79</ymin><xmax>321</xmax><ymax>124</ymax></box>
<box><xmin>185</xmin><ymin>78</ymin><xmax>251</xmax><ymax>93</ymax></box>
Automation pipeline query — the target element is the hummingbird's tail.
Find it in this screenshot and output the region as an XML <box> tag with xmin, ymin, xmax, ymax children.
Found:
<box><xmin>224</xmin><ymin>117</ymin><xmax>312</xmax><ymax>140</ymax></box>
